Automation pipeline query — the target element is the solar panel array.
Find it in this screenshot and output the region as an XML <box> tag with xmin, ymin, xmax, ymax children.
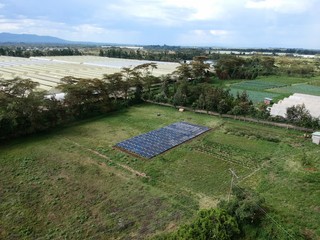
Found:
<box><xmin>115</xmin><ymin>122</ymin><xmax>210</xmax><ymax>159</ymax></box>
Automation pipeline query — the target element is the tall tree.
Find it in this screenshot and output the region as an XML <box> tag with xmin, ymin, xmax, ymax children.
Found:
<box><xmin>57</xmin><ymin>77</ymin><xmax>110</xmax><ymax>118</ymax></box>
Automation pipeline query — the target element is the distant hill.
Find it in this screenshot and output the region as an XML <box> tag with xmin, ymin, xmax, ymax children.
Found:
<box><xmin>0</xmin><ymin>32</ymin><xmax>71</xmax><ymax>44</ymax></box>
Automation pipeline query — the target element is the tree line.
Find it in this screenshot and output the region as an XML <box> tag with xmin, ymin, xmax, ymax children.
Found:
<box><xmin>0</xmin><ymin>46</ymin><xmax>82</xmax><ymax>58</ymax></box>
<box><xmin>99</xmin><ymin>47</ymin><xmax>221</xmax><ymax>62</ymax></box>
<box><xmin>0</xmin><ymin>63</ymin><xmax>160</xmax><ymax>140</ymax></box>
<box><xmin>1</xmin><ymin>55</ymin><xmax>319</xmax><ymax>140</ymax></box>
<box><xmin>215</xmin><ymin>55</ymin><xmax>317</xmax><ymax>79</ymax></box>
<box><xmin>100</xmin><ymin>48</ymin><xmax>317</xmax><ymax>79</ymax></box>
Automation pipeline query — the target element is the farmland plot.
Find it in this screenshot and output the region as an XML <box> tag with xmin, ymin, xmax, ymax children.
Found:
<box><xmin>270</xmin><ymin>83</ymin><xmax>320</xmax><ymax>96</ymax></box>
<box><xmin>1</xmin><ymin>104</ymin><xmax>319</xmax><ymax>239</ymax></box>
<box><xmin>229</xmin><ymin>88</ymin><xmax>281</xmax><ymax>103</ymax></box>
<box><xmin>231</xmin><ymin>80</ymin><xmax>287</xmax><ymax>91</ymax></box>
<box><xmin>0</xmin><ymin>56</ymin><xmax>179</xmax><ymax>91</ymax></box>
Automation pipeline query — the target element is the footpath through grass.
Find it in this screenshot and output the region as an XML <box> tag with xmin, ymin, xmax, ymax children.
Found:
<box><xmin>1</xmin><ymin>103</ymin><xmax>319</xmax><ymax>239</ymax></box>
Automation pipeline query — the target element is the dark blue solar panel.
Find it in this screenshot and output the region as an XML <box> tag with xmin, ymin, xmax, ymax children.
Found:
<box><xmin>115</xmin><ymin>122</ymin><xmax>210</xmax><ymax>159</ymax></box>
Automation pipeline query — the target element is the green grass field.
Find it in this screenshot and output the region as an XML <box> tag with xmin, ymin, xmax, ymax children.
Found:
<box><xmin>270</xmin><ymin>83</ymin><xmax>320</xmax><ymax>96</ymax></box>
<box><xmin>1</xmin><ymin>104</ymin><xmax>320</xmax><ymax>239</ymax></box>
<box><xmin>228</xmin><ymin>88</ymin><xmax>282</xmax><ymax>103</ymax></box>
<box><xmin>231</xmin><ymin>80</ymin><xmax>287</xmax><ymax>91</ymax></box>
<box><xmin>225</xmin><ymin>75</ymin><xmax>320</xmax><ymax>104</ymax></box>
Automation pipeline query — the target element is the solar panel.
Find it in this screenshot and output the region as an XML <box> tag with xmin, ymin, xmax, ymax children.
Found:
<box><xmin>115</xmin><ymin>122</ymin><xmax>210</xmax><ymax>159</ymax></box>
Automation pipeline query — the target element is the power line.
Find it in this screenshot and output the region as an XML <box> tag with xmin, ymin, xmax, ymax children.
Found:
<box><xmin>228</xmin><ymin>168</ymin><xmax>239</xmax><ymax>202</ymax></box>
<box><xmin>232</xmin><ymin>184</ymin><xmax>296</xmax><ymax>240</ymax></box>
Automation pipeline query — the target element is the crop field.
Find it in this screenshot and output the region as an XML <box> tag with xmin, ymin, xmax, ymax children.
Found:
<box><xmin>0</xmin><ymin>56</ymin><xmax>179</xmax><ymax>91</ymax></box>
<box><xmin>229</xmin><ymin>88</ymin><xmax>282</xmax><ymax>103</ymax></box>
<box><xmin>226</xmin><ymin>75</ymin><xmax>320</xmax><ymax>104</ymax></box>
<box><xmin>1</xmin><ymin>104</ymin><xmax>319</xmax><ymax>239</ymax></box>
<box><xmin>231</xmin><ymin>80</ymin><xmax>287</xmax><ymax>91</ymax></box>
<box><xmin>252</xmin><ymin>76</ymin><xmax>314</xmax><ymax>85</ymax></box>
<box><xmin>270</xmin><ymin>83</ymin><xmax>320</xmax><ymax>96</ymax></box>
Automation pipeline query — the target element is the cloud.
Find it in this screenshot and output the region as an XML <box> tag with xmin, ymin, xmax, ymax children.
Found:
<box><xmin>209</xmin><ymin>30</ymin><xmax>229</xmax><ymax>36</ymax></box>
<box><xmin>0</xmin><ymin>0</ymin><xmax>319</xmax><ymax>48</ymax></box>
<box><xmin>245</xmin><ymin>0</ymin><xmax>315</xmax><ymax>13</ymax></box>
<box><xmin>175</xmin><ymin>29</ymin><xmax>232</xmax><ymax>46</ymax></box>
<box><xmin>101</xmin><ymin>0</ymin><xmax>240</xmax><ymax>25</ymax></box>
<box><xmin>161</xmin><ymin>0</ymin><xmax>227</xmax><ymax>21</ymax></box>
<box><xmin>0</xmin><ymin>16</ymin><xmax>140</xmax><ymax>43</ymax></box>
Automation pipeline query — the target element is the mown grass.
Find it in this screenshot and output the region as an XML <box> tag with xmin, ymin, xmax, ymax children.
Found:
<box><xmin>1</xmin><ymin>103</ymin><xmax>320</xmax><ymax>239</ymax></box>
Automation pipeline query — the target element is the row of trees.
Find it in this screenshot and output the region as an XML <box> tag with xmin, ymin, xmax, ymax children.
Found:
<box><xmin>215</xmin><ymin>56</ymin><xmax>276</xmax><ymax>80</ymax></box>
<box><xmin>0</xmin><ymin>47</ymin><xmax>82</xmax><ymax>58</ymax></box>
<box><xmin>215</xmin><ymin>55</ymin><xmax>317</xmax><ymax>80</ymax></box>
<box><xmin>152</xmin><ymin>81</ymin><xmax>254</xmax><ymax>116</ymax></box>
<box><xmin>146</xmin><ymin>59</ymin><xmax>255</xmax><ymax>116</ymax></box>
<box><xmin>1</xmin><ymin>56</ymin><xmax>319</xmax><ymax>140</ymax></box>
<box><xmin>0</xmin><ymin>63</ymin><xmax>161</xmax><ymax>140</ymax></box>
<box><xmin>99</xmin><ymin>47</ymin><xmax>221</xmax><ymax>62</ymax></box>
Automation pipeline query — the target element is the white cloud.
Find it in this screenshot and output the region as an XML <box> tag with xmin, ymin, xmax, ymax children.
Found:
<box><xmin>209</xmin><ymin>30</ymin><xmax>229</xmax><ymax>36</ymax></box>
<box><xmin>245</xmin><ymin>0</ymin><xmax>315</xmax><ymax>13</ymax></box>
<box><xmin>0</xmin><ymin>16</ymin><xmax>140</xmax><ymax>43</ymax></box>
<box><xmin>176</xmin><ymin>29</ymin><xmax>232</xmax><ymax>46</ymax></box>
<box><xmin>161</xmin><ymin>0</ymin><xmax>227</xmax><ymax>21</ymax></box>
<box><xmin>102</xmin><ymin>0</ymin><xmax>242</xmax><ymax>25</ymax></box>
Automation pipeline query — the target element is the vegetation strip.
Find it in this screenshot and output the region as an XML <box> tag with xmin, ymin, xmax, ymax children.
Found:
<box><xmin>145</xmin><ymin>100</ymin><xmax>314</xmax><ymax>132</ymax></box>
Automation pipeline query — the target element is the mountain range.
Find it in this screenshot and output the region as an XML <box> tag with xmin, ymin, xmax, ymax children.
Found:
<box><xmin>0</xmin><ymin>32</ymin><xmax>73</xmax><ymax>44</ymax></box>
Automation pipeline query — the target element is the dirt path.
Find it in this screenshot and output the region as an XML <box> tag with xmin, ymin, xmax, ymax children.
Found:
<box><xmin>65</xmin><ymin>138</ymin><xmax>149</xmax><ymax>178</ymax></box>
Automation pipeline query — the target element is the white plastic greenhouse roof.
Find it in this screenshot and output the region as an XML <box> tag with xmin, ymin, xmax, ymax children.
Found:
<box><xmin>270</xmin><ymin>93</ymin><xmax>320</xmax><ymax>119</ymax></box>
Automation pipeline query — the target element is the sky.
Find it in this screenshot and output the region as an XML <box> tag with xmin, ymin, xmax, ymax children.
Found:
<box><xmin>0</xmin><ymin>0</ymin><xmax>319</xmax><ymax>48</ymax></box>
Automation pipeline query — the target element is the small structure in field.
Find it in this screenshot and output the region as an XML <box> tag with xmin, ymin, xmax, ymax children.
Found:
<box><xmin>312</xmin><ymin>132</ymin><xmax>320</xmax><ymax>145</ymax></box>
<box><xmin>264</xmin><ymin>97</ymin><xmax>273</xmax><ymax>105</ymax></box>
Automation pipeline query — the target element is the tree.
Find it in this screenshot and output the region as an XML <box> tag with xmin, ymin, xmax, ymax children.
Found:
<box><xmin>286</xmin><ymin>104</ymin><xmax>319</xmax><ymax>128</ymax></box>
<box><xmin>219</xmin><ymin>186</ymin><xmax>266</xmax><ymax>226</ymax></box>
<box><xmin>172</xmin><ymin>208</ymin><xmax>240</xmax><ymax>240</ymax></box>
<box><xmin>191</xmin><ymin>56</ymin><xmax>211</xmax><ymax>82</ymax></box>
<box><xmin>172</xmin><ymin>81</ymin><xmax>188</xmax><ymax>106</ymax></box>
<box><xmin>57</xmin><ymin>77</ymin><xmax>110</xmax><ymax>118</ymax></box>
<box><xmin>174</xmin><ymin>63</ymin><xmax>192</xmax><ymax>81</ymax></box>
<box><xmin>131</xmin><ymin>63</ymin><xmax>158</xmax><ymax>102</ymax></box>
<box><xmin>103</xmin><ymin>73</ymin><xmax>124</xmax><ymax>101</ymax></box>
<box><xmin>0</xmin><ymin>77</ymin><xmax>46</xmax><ymax>137</ymax></box>
<box><xmin>232</xmin><ymin>91</ymin><xmax>253</xmax><ymax>115</ymax></box>
<box><xmin>215</xmin><ymin>56</ymin><xmax>272</xmax><ymax>80</ymax></box>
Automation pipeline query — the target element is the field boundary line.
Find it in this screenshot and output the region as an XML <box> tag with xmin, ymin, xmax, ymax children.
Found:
<box><xmin>64</xmin><ymin>138</ymin><xmax>149</xmax><ymax>178</ymax></box>
<box><xmin>192</xmin><ymin>147</ymin><xmax>254</xmax><ymax>170</ymax></box>
<box><xmin>145</xmin><ymin>100</ymin><xmax>313</xmax><ymax>132</ymax></box>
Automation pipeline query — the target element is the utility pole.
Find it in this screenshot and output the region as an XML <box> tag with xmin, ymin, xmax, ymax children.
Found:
<box><xmin>228</xmin><ymin>168</ymin><xmax>239</xmax><ymax>202</ymax></box>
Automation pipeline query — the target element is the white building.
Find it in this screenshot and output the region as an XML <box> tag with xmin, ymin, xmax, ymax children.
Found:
<box><xmin>270</xmin><ymin>93</ymin><xmax>320</xmax><ymax>119</ymax></box>
<box><xmin>312</xmin><ymin>132</ymin><xmax>320</xmax><ymax>145</ymax></box>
